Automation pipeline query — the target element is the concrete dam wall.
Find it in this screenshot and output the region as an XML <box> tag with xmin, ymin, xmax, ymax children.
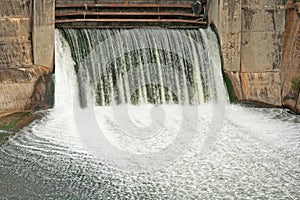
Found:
<box><xmin>0</xmin><ymin>0</ymin><xmax>54</xmax><ymax>115</ymax></box>
<box><xmin>209</xmin><ymin>0</ymin><xmax>300</xmax><ymax>112</ymax></box>
<box><xmin>0</xmin><ymin>0</ymin><xmax>299</xmax><ymax>115</ymax></box>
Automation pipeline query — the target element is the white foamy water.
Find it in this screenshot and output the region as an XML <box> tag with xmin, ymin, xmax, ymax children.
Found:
<box><xmin>0</xmin><ymin>28</ymin><xmax>299</xmax><ymax>199</ymax></box>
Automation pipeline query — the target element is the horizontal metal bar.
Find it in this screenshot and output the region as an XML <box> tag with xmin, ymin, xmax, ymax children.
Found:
<box><xmin>55</xmin><ymin>25</ymin><xmax>206</xmax><ymax>29</ymax></box>
<box><xmin>56</xmin><ymin>11</ymin><xmax>197</xmax><ymax>17</ymax></box>
<box><xmin>55</xmin><ymin>18</ymin><xmax>206</xmax><ymax>24</ymax></box>
<box><xmin>55</xmin><ymin>3</ymin><xmax>192</xmax><ymax>9</ymax></box>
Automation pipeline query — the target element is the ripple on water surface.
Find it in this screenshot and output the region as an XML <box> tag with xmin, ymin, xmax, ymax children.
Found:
<box><xmin>0</xmin><ymin>105</ymin><xmax>299</xmax><ymax>199</ymax></box>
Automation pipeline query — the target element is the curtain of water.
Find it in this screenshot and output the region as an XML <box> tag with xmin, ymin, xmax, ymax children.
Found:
<box><xmin>59</xmin><ymin>28</ymin><xmax>227</xmax><ymax>107</ymax></box>
<box><xmin>0</xmin><ymin>27</ymin><xmax>298</xmax><ymax>200</ymax></box>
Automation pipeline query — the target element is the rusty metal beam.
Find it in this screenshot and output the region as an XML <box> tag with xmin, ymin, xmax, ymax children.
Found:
<box><xmin>54</xmin><ymin>3</ymin><xmax>208</xmax><ymax>28</ymax></box>
<box><xmin>56</xmin><ymin>12</ymin><xmax>198</xmax><ymax>18</ymax></box>
<box><xmin>55</xmin><ymin>3</ymin><xmax>192</xmax><ymax>9</ymax></box>
<box><xmin>55</xmin><ymin>25</ymin><xmax>205</xmax><ymax>29</ymax></box>
<box><xmin>55</xmin><ymin>18</ymin><xmax>205</xmax><ymax>24</ymax></box>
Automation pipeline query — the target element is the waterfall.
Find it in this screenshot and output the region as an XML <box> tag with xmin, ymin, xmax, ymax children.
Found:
<box><xmin>58</xmin><ymin>28</ymin><xmax>227</xmax><ymax>107</ymax></box>
<box><xmin>55</xmin><ymin>30</ymin><xmax>76</xmax><ymax>109</ymax></box>
<box><xmin>0</xmin><ymin>28</ymin><xmax>298</xmax><ymax>199</ymax></box>
<box><xmin>54</xmin><ymin>27</ymin><xmax>228</xmax><ymax>171</ymax></box>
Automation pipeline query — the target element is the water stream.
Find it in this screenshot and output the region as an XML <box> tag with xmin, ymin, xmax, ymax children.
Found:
<box><xmin>0</xmin><ymin>28</ymin><xmax>299</xmax><ymax>199</ymax></box>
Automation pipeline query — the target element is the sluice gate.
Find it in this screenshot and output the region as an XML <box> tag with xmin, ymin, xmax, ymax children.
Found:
<box><xmin>55</xmin><ymin>0</ymin><xmax>208</xmax><ymax>28</ymax></box>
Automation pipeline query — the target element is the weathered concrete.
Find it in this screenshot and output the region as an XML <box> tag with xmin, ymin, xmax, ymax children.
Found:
<box><xmin>241</xmin><ymin>3</ymin><xmax>285</xmax><ymax>73</ymax></box>
<box><xmin>281</xmin><ymin>1</ymin><xmax>300</xmax><ymax>113</ymax></box>
<box><xmin>0</xmin><ymin>0</ymin><xmax>32</xmax><ymax>17</ymax></box>
<box><xmin>0</xmin><ymin>0</ymin><xmax>53</xmax><ymax>115</ymax></box>
<box><xmin>0</xmin><ymin>66</ymin><xmax>52</xmax><ymax>113</ymax></box>
<box><xmin>225</xmin><ymin>71</ymin><xmax>282</xmax><ymax>106</ymax></box>
<box><xmin>208</xmin><ymin>0</ymin><xmax>298</xmax><ymax>109</ymax></box>
<box><xmin>209</xmin><ymin>0</ymin><xmax>242</xmax><ymax>72</ymax></box>
<box><xmin>0</xmin><ymin>2</ymin><xmax>33</xmax><ymax>68</ymax></box>
<box><xmin>33</xmin><ymin>0</ymin><xmax>55</xmax><ymax>69</ymax></box>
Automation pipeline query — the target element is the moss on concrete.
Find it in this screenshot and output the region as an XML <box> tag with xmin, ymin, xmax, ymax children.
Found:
<box><xmin>0</xmin><ymin>111</ymin><xmax>44</xmax><ymax>144</ymax></box>
<box><xmin>0</xmin><ymin>112</ymin><xmax>43</xmax><ymax>133</ymax></box>
<box><xmin>223</xmin><ymin>73</ymin><xmax>236</xmax><ymax>103</ymax></box>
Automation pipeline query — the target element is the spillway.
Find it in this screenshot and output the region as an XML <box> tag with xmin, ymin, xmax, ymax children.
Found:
<box><xmin>0</xmin><ymin>28</ymin><xmax>299</xmax><ymax>199</ymax></box>
<box><xmin>58</xmin><ymin>28</ymin><xmax>225</xmax><ymax>106</ymax></box>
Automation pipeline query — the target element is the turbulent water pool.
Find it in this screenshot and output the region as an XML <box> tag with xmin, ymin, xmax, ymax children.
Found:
<box><xmin>0</xmin><ymin>105</ymin><xmax>299</xmax><ymax>199</ymax></box>
<box><xmin>0</xmin><ymin>28</ymin><xmax>299</xmax><ymax>199</ymax></box>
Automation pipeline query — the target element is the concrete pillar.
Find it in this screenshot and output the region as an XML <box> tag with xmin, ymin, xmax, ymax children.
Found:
<box><xmin>33</xmin><ymin>0</ymin><xmax>55</xmax><ymax>69</ymax></box>
<box><xmin>208</xmin><ymin>0</ymin><xmax>285</xmax><ymax>106</ymax></box>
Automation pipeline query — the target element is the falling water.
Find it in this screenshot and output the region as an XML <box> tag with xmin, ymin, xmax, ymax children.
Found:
<box><xmin>59</xmin><ymin>28</ymin><xmax>226</xmax><ymax>107</ymax></box>
<box><xmin>0</xmin><ymin>28</ymin><xmax>299</xmax><ymax>199</ymax></box>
